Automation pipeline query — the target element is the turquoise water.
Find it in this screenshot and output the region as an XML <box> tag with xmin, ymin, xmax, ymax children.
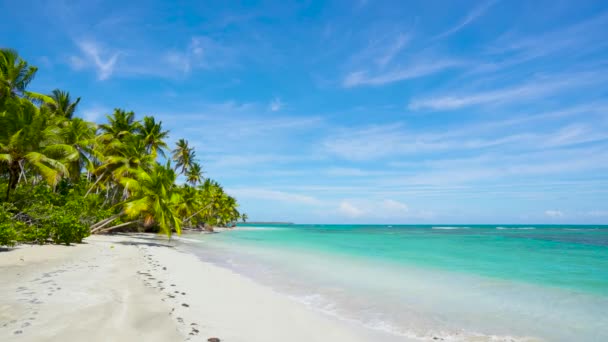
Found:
<box><xmin>183</xmin><ymin>224</ymin><xmax>608</xmax><ymax>341</ymax></box>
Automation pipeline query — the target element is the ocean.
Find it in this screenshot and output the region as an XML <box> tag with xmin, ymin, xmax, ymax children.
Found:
<box><xmin>181</xmin><ymin>224</ymin><xmax>608</xmax><ymax>341</ymax></box>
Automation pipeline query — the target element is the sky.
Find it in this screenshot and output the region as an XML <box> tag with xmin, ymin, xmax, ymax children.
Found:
<box><xmin>2</xmin><ymin>0</ymin><xmax>608</xmax><ymax>224</ymax></box>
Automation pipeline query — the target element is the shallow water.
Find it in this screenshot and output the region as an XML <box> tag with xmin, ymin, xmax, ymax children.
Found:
<box><xmin>182</xmin><ymin>224</ymin><xmax>608</xmax><ymax>341</ymax></box>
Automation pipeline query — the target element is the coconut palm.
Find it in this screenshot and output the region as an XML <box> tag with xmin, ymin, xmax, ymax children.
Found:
<box><xmin>61</xmin><ymin>118</ymin><xmax>97</xmax><ymax>181</ymax></box>
<box><xmin>46</xmin><ymin>89</ymin><xmax>81</xmax><ymax>119</ymax></box>
<box><xmin>98</xmin><ymin>109</ymin><xmax>141</xmax><ymax>145</ymax></box>
<box><xmin>0</xmin><ymin>98</ymin><xmax>77</xmax><ymax>200</ymax></box>
<box><xmin>0</xmin><ymin>48</ymin><xmax>38</xmax><ymax>102</ymax></box>
<box><xmin>174</xmin><ymin>185</ymin><xmax>200</xmax><ymax>222</ymax></box>
<box><xmin>94</xmin><ymin>163</ymin><xmax>182</xmax><ymax>236</ymax></box>
<box><xmin>186</xmin><ymin>162</ymin><xmax>203</xmax><ymax>186</ymax></box>
<box><xmin>172</xmin><ymin>138</ymin><xmax>195</xmax><ymax>174</ymax></box>
<box><xmin>140</xmin><ymin>116</ymin><xmax>169</xmax><ymax>158</ymax></box>
<box><xmin>89</xmin><ymin>137</ymin><xmax>153</xmax><ymax>200</ymax></box>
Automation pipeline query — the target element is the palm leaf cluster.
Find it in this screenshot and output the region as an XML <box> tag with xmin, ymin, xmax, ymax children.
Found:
<box><xmin>1</xmin><ymin>48</ymin><xmax>244</xmax><ymax>238</ymax></box>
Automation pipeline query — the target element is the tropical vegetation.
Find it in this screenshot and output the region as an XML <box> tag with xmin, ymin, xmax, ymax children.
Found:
<box><xmin>0</xmin><ymin>48</ymin><xmax>244</xmax><ymax>246</ymax></box>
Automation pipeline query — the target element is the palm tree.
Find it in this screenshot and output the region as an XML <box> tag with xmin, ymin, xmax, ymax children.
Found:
<box><xmin>241</xmin><ymin>213</ymin><xmax>248</xmax><ymax>223</ymax></box>
<box><xmin>0</xmin><ymin>97</ymin><xmax>77</xmax><ymax>200</ymax></box>
<box><xmin>46</xmin><ymin>89</ymin><xmax>81</xmax><ymax>119</ymax></box>
<box><xmin>172</xmin><ymin>139</ymin><xmax>195</xmax><ymax>175</ymax></box>
<box><xmin>89</xmin><ymin>137</ymin><xmax>153</xmax><ymax>200</ymax></box>
<box><xmin>0</xmin><ymin>48</ymin><xmax>38</xmax><ymax>101</ymax></box>
<box><xmin>174</xmin><ymin>185</ymin><xmax>200</xmax><ymax>223</ymax></box>
<box><xmin>98</xmin><ymin>109</ymin><xmax>141</xmax><ymax>145</ymax></box>
<box><xmin>93</xmin><ymin>163</ymin><xmax>182</xmax><ymax>236</ymax></box>
<box><xmin>185</xmin><ymin>162</ymin><xmax>203</xmax><ymax>186</ymax></box>
<box><xmin>140</xmin><ymin>116</ymin><xmax>169</xmax><ymax>158</ymax></box>
<box><xmin>61</xmin><ymin>118</ymin><xmax>97</xmax><ymax>181</ymax></box>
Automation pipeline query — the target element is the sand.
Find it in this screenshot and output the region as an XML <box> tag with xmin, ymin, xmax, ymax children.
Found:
<box><xmin>0</xmin><ymin>234</ymin><xmax>409</xmax><ymax>342</ymax></box>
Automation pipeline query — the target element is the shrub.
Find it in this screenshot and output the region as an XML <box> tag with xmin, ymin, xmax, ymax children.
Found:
<box><xmin>0</xmin><ymin>203</ymin><xmax>17</xmax><ymax>246</ymax></box>
<box><xmin>16</xmin><ymin>222</ymin><xmax>51</xmax><ymax>244</ymax></box>
<box><xmin>0</xmin><ymin>223</ymin><xmax>17</xmax><ymax>247</ymax></box>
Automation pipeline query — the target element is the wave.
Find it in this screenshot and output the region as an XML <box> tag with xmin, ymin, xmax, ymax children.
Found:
<box><xmin>235</xmin><ymin>227</ymin><xmax>284</xmax><ymax>231</ymax></box>
<box><xmin>288</xmin><ymin>293</ymin><xmax>533</xmax><ymax>342</ymax></box>
<box><xmin>496</xmin><ymin>227</ymin><xmax>536</xmax><ymax>230</ymax></box>
<box><xmin>432</xmin><ymin>226</ymin><xmax>471</xmax><ymax>230</ymax></box>
<box><xmin>564</xmin><ymin>228</ymin><xmax>600</xmax><ymax>231</ymax></box>
<box><xmin>174</xmin><ymin>237</ymin><xmax>204</xmax><ymax>243</ymax></box>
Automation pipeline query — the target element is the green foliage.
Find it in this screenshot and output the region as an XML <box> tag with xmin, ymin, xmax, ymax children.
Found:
<box><xmin>0</xmin><ymin>203</ymin><xmax>18</xmax><ymax>246</ymax></box>
<box><xmin>1</xmin><ymin>48</ymin><xmax>245</xmax><ymax>246</ymax></box>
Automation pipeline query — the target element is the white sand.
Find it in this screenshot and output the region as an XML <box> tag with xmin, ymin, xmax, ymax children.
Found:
<box><xmin>0</xmin><ymin>234</ymin><xmax>410</xmax><ymax>342</ymax></box>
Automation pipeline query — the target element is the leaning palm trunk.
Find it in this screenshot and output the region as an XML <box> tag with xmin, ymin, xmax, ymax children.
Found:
<box><xmin>84</xmin><ymin>171</ymin><xmax>107</xmax><ymax>197</ymax></box>
<box><xmin>182</xmin><ymin>203</ymin><xmax>213</xmax><ymax>224</ymax></box>
<box><xmin>92</xmin><ymin>220</ymin><xmax>138</xmax><ymax>234</ymax></box>
<box><xmin>89</xmin><ymin>213</ymin><xmax>122</xmax><ymax>231</ymax></box>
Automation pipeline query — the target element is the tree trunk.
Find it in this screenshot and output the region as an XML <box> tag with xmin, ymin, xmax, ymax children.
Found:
<box><xmin>85</xmin><ymin>171</ymin><xmax>106</xmax><ymax>198</ymax></box>
<box><xmin>90</xmin><ymin>213</ymin><xmax>122</xmax><ymax>232</ymax></box>
<box><xmin>93</xmin><ymin>221</ymin><xmax>137</xmax><ymax>234</ymax></box>
<box><xmin>5</xmin><ymin>163</ymin><xmax>20</xmax><ymax>201</ymax></box>
<box><xmin>182</xmin><ymin>203</ymin><xmax>213</xmax><ymax>224</ymax></box>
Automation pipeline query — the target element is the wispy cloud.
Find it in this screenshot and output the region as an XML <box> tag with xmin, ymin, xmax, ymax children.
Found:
<box><xmin>69</xmin><ymin>40</ymin><xmax>120</xmax><ymax>80</ymax></box>
<box><xmin>228</xmin><ymin>188</ymin><xmax>322</xmax><ymax>206</ymax></box>
<box><xmin>338</xmin><ymin>201</ymin><xmax>365</xmax><ymax>218</ymax></box>
<box><xmin>164</xmin><ymin>36</ymin><xmax>236</xmax><ymax>74</ymax></box>
<box><xmin>336</xmin><ymin>199</ymin><xmax>429</xmax><ymax>221</ymax></box>
<box><xmin>545</xmin><ymin>210</ymin><xmax>564</xmax><ymax>218</ymax></box>
<box><xmin>376</xmin><ymin>34</ymin><xmax>410</xmax><ymax>67</ymax></box>
<box><xmin>322</xmin><ymin>114</ymin><xmax>608</xmax><ymax>162</ymax></box>
<box><xmin>80</xmin><ymin>105</ymin><xmax>109</xmax><ymax>122</ymax></box>
<box><xmin>343</xmin><ymin>59</ymin><xmax>463</xmax><ymax>87</ymax></box>
<box><xmin>487</xmin><ymin>12</ymin><xmax>608</xmax><ymax>62</ymax></box>
<box><xmin>322</xmin><ymin>123</ymin><xmax>528</xmax><ymax>160</ymax></box>
<box><xmin>435</xmin><ymin>0</ymin><xmax>498</xmax><ymax>40</ymax></box>
<box><xmin>269</xmin><ymin>97</ymin><xmax>284</xmax><ymax>111</ymax></box>
<box><xmin>409</xmin><ymin>70</ymin><xmax>607</xmax><ymax>110</ymax></box>
<box><xmin>587</xmin><ymin>210</ymin><xmax>608</xmax><ymax>218</ymax></box>
<box><xmin>68</xmin><ymin>36</ymin><xmax>238</xmax><ymax>80</ymax></box>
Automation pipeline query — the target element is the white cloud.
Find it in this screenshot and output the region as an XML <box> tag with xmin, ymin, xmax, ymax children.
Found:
<box><xmin>343</xmin><ymin>59</ymin><xmax>462</xmax><ymax>87</ymax></box>
<box><xmin>269</xmin><ymin>97</ymin><xmax>283</xmax><ymax>112</ymax></box>
<box><xmin>376</xmin><ymin>34</ymin><xmax>410</xmax><ymax>67</ymax></box>
<box><xmin>381</xmin><ymin>199</ymin><xmax>409</xmax><ymax>214</ymax></box>
<box><xmin>228</xmin><ymin>188</ymin><xmax>322</xmax><ymax>206</ymax></box>
<box><xmin>336</xmin><ymin>199</ymin><xmax>427</xmax><ymax>221</ymax></box>
<box><xmin>485</xmin><ymin>12</ymin><xmax>608</xmax><ymax>66</ymax></box>
<box><xmin>80</xmin><ymin>105</ymin><xmax>109</xmax><ymax>122</ymax></box>
<box><xmin>70</xmin><ymin>40</ymin><xmax>120</xmax><ymax>80</ymax></box>
<box><xmin>164</xmin><ymin>36</ymin><xmax>236</xmax><ymax>74</ymax></box>
<box><xmin>338</xmin><ymin>201</ymin><xmax>365</xmax><ymax>218</ymax></box>
<box><xmin>322</xmin><ymin>123</ymin><xmax>536</xmax><ymax>161</ymax></box>
<box><xmin>409</xmin><ymin>71</ymin><xmax>607</xmax><ymax>110</ymax></box>
<box><xmin>325</xmin><ymin>167</ymin><xmax>370</xmax><ymax>177</ymax></box>
<box><xmin>435</xmin><ymin>0</ymin><xmax>497</xmax><ymax>39</ymax></box>
<box><xmin>545</xmin><ymin>210</ymin><xmax>564</xmax><ymax>218</ymax></box>
<box><xmin>587</xmin><ymin>210</ymin><xmax>608</xmax><ymax>217</ymax></box>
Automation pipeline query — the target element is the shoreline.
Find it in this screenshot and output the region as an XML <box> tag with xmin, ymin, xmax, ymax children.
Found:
<box><xmin>0</xmin><ymin>234</ymin><xmax>410</xmax><ymax>342</ymax></box>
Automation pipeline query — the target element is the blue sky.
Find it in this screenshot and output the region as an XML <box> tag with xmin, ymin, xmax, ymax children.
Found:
<box><xmin>2</xmin><ymin>0</ymin><xmax>608</xmax><ymax>224</ymax></box>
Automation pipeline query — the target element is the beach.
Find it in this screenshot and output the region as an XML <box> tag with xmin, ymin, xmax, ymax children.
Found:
<box><xmin>0</xmin><ymin>234</ymin><xmax>407</xmax><ymax>342</ymax></box>
<box><xmin>2</xmin><ymin>225</ymin><xmax>607</xmax><ymax>342</ymax></box>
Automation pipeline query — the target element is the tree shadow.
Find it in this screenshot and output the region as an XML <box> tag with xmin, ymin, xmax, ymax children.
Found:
<box><xmin>109</xmin><ymin>233</ymin><xmax>176</xmax><ymax>248</ymax></box>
